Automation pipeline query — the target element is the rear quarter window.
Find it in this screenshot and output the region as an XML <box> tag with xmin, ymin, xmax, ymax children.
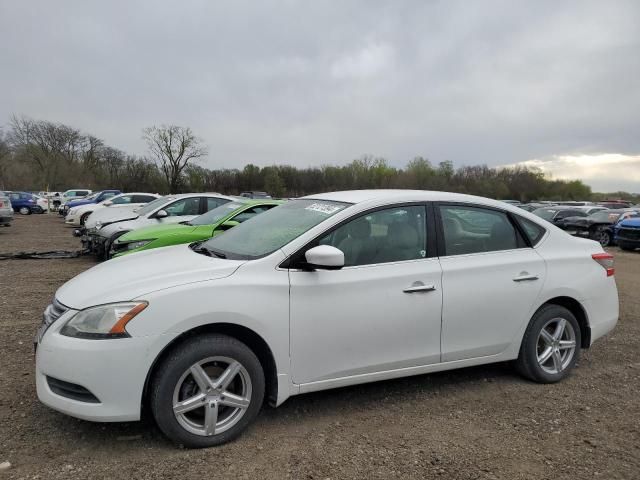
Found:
<box><xmin>515</xmin><ymin>215</ymin><xmax>546</xmax><ymax>246</ymax></box>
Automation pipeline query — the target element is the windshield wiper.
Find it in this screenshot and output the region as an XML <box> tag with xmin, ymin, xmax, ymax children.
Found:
<box><xmin>190</xmin><ymin>241</ymin><xmax>227</xmax><ymax>258</ymax></box>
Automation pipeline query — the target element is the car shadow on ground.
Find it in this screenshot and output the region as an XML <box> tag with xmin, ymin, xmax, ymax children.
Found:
<box><xmin>36</xmin><ymin>361</ymin><xmax>520</xmax><ymax>450</ymax></box>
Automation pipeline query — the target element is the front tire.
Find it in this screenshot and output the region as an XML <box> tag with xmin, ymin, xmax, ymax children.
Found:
<box><xmin>150</xmin><ymin>334</ymin><xmax>265</xmax><ymax>448</ymax></box>
<box><xmin>80</xmin><ymin>212</ymin><xmax>91</xmax><ymax>225</ymax></box>
<box><xmin>594</xmin><ymin>227</ymin><xmax>611</xmax><ymax>247</ymax></box>
<box><xmin>18</xmin><ymin>207</ymin><xmax>31</xmax><ymax>215</ymax></box>
<box><xmin>516</xmin><ymin>305</ymin><xmax>581</xmax><ymax>383</ymax></box>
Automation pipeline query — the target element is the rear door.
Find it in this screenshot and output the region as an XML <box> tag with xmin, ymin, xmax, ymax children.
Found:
<box><xmin>437</xmin><ymin>203</ymin><xmax>546</xmax><ymax>362</ymax></box>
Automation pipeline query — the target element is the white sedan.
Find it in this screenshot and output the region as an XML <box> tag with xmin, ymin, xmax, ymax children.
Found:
<box><xmin>35</xmin><ymin>190</ymin><xmax>618</xmax><ymax>448</ymax></box>
<box><xmin>64</xmin><ymin>193</ymin><xmax>161</xmax><ymax>226</ymax></box>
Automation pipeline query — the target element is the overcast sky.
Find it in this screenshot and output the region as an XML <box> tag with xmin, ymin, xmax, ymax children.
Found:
<box><xmin>1</xmin><ymin>0</ymin><xmax>639</xmax><ymax>192</ymax></box>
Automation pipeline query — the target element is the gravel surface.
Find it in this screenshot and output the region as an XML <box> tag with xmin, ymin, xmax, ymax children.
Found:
<box><xmin>1</xmin><ymin>214</ymin><xmax>639</xmax><ymax>479</ymax></box>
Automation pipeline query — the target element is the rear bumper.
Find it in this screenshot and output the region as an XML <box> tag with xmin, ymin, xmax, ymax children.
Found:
<box><xmin>0</xmin><ymin>214</ymin><xmax>13</xmax><ymax>224</ymax></box>
<box><xmin>583</xmin><ymin>280</ymin><xmax>619</xmax><ymax>345</ymax></box>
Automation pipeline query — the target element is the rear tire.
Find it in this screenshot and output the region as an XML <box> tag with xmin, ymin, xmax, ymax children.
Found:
<box><xmin>516</xmin><ymin>304</ymin><xmax>581</xmax><ymax>383</ymax></box>
<box><xmin>619</xmin><ymin>242</ymin><xmax>636</xmax><ymax>251</ymax></box>
<box><xmin>150</xmin><ymin>334</ymin><xmax>265</xmax><ymax>448</ymax></box>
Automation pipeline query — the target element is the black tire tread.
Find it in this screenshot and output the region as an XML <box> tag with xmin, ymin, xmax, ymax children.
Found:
<box><xmin>149</xmin><ymin>333</ymin><xmax>265</xmax><ymax>448</ymax></box>
<box><xmin>516</xmin><ymin>304</ymin><xmax>581</xmax><ymax>383</ymax></box>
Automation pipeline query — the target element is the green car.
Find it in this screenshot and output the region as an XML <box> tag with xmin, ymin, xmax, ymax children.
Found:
<box><xmin>110</xmin><ymin>199</ymin><xmax>283</xmax><ymax>257</ymax></box>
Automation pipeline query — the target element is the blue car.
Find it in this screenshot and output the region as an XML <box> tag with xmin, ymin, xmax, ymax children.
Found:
<box><xmin>615</xmin><ymin>217</ymin><xmax>640</xmax><ymax>251</ymax></box>
<box><xmin>7</xmin><ymin>191</ymin><xmax>47</xmax><ymax>215</ymax></box>
<box><xmin>60</xmin><ymin>190</ymin><xmax>121</xmax><ymax>216</ymax></box>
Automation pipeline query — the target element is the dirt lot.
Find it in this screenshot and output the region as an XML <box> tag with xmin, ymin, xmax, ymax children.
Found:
<box><xmin>1</xmin><ymin>214</ymin><xmax>639</xmax><ymax>479</ymax></box>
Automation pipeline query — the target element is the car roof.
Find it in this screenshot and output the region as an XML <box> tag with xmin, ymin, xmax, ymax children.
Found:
<box><xmin>302</xmin><ymin>189</ymin><xmax>496</xmax><ymax>204</ymax></box>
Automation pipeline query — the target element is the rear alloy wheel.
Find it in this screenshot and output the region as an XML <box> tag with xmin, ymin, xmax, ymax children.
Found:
<box><xmin>150</xmin><ymin>334</ymin><xmax>264</xmax><ymax>448</ymax></box>
<box><xmin>18</xmin><ymin>207</ymin><xmax>31</xmax><ymax>215</ymax></box>
<box><xmin>516</xmin><ymin>305</ymin><xmax>581</xmax><ymax>383</ymax></box>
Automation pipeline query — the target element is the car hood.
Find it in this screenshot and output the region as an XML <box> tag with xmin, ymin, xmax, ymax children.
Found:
<box><xmin>56</xmin><ymin>244</ymin><xmax>245</xmax><ymax>309</ymax></box>
<box><xmin>565</xmin><ymin>217</ymin><xmax>611</xmax><ymax>228</ymax></box>
<box><xmin>85</xmin><ymin>205</ymin><xmax>141</xmax><ymax>229</ymax></box>
<box><xmin>68</xmin><ymin>199</ymin><xmax>94</xmax><ymax>208</ymax></box>
<box><xmin>619</xmin><ymin>218</ymin><xmax>640</xmax><ymax>228</ymax></box>
<box><xmin>119</xmin><ymin>223</ymin><xmax>203</xmax><ymax>241</ymax></box>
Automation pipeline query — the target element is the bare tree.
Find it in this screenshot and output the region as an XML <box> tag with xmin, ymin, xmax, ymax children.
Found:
<box><xmin>142</xmin><ymin>125</ymin><xmax>207</xmax><ymax>193</ymax></box>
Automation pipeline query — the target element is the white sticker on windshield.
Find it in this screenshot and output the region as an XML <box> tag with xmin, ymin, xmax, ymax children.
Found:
<box><xmin>305</xmin><ymin>203</ymin><xmax>343</xmax><ymax>215</ymax></box>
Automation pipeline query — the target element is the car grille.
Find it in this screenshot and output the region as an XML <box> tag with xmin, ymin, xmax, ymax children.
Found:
<box><xmin>618</xmin><ymin>228</ymin><xmax>640</xmax><ymax>240</ymax></box>
<box><xmin>43</xmin><ymin>298</ymin><xmax>69</xmax><ymax>329</ymax></box>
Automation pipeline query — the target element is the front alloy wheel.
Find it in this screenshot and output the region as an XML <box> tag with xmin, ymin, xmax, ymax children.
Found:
<box><xmin>596</xmin><ymin>229</ymin><xmax>611</xmax><ymax>247</ymax></box>
<box><xmin>173</xmin><ymin>357</ymin><xmax>252</xmax><ymax>437</ymax></box>
<box><xmin>150</xmin><ymin>334</ymin><xmax>265</xmax><ymax>448</ymax></box>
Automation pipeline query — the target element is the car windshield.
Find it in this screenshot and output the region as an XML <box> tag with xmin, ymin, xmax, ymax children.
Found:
<box><xmin>83</xmin><ymin>193</ymin><xmax>99</xmax><ymax>201</ymax></box>
<box><xmin>532</xmin><ymin>208</ymin><xmax>558</xmax><ymax>221</ymax></box>
<box><xmin>190</xmin><ymin>201</ymin><xmax>247</xmax><ymax>226</ymax></box>
<box><xmin>200</xmin><ymin>199</ymin><xmax>350</xmax><ymax>259</ymax></box>
<box><xmin>136</xmin><ymin>196</ymin><xmax>171</xmax><ymax>216</ymax></box>
<box><xmin>589</xmin><ymin>211</ymin><xmax>620</xmax><ymax>222</ymax></box>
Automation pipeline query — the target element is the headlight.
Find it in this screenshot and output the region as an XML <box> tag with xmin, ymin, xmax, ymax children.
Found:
<box><xmin>60</xmin><ymin>302</ymin><xmax>148</xmax><ymax>339</ymax></box>
<box><xmin>125</xmin><ymin>240</ymin><xmax>153</xmax><ymax>250</ymax></box>
<box><xmin>95</xmin><ymin>221</ymin><xmax>102</xmax><ymax>229</ymax></box>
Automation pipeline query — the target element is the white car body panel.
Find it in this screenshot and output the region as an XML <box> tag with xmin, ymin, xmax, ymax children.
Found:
<box><xmin>36</xmin><ymin>190</ymin><xmax>619</xmax><ymax>423</ymax></box>
<box><xmin>290</xmin><ymin>257</ymin><xmax>443</xmax><ymax>384</ymax></box>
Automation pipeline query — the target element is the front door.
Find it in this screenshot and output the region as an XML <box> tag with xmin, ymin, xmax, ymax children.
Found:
<box><xmin>289</xmin><ymin>204</ymin><xmax>443</xmax><ymax>385</ymax></box>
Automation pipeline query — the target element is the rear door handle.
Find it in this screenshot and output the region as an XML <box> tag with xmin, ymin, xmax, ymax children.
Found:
<box><xmin>403</xmin><ymin>282</ymin><xmax>436</xmax><ymax>293</ymax></box>
<box><xmin>513</xmin><ymin>274</ymin><xmax>539</xmax><ymax>282</ymax></box>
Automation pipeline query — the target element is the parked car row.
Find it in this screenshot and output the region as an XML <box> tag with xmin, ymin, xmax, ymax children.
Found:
<box><xmin>531</xmin><ymin>205</ymin><xmax>640</xmax><ymax>247</ymax></box>
<box><xmin>0</xmin><ymin>192</ymin><xmax>14</xmax><ymax>226</ymax></box>
<box><xmin>36</xmin><ymin>190</ymin><xmax>619</xmax><ymax>448</ymax></box>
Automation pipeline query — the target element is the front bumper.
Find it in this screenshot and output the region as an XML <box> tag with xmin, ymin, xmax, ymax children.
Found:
<box><xmin>35</xmin><ymin>315</ymin><xmax>157</xmax><ymax>422</ymax></box>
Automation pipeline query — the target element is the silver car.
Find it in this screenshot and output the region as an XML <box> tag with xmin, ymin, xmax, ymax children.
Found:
<box><xmin>0</xmin><ymin>192</ymin><xmax>13</xmax><ymax>226</ymax></box>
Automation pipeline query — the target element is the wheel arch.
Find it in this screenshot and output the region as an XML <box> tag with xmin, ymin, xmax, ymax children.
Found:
<box><xmin>141</xmin><ymin>322</ymin><xmax>279</xmax><ymax>416</ymax></box>
<box><xmin>538</xmin><ymin>296</ymin><xmax>591</xmax><ymax>348</ymax></box>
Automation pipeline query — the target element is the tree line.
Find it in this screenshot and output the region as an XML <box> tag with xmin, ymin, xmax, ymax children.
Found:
<box><xmin>0</xmin><ymin>114</ymin><xmax>631</xmax><ymax>202</ymax></box>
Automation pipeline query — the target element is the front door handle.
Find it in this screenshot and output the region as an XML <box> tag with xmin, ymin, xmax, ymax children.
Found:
<box><xmin>513</xmin><ymin>273</ymin><xmax>539</xmax><ymax>282</ymax></box>
<box><xmin>403</xmin><ymin>282</ymin><xmax>436</xmax><ymax>293</ymax></box>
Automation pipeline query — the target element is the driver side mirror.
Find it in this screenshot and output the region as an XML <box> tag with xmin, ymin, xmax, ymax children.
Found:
<box><xmin>103</xmin><ymin>200</ymin><xmax>113</xmax><ymax>206</ymax></box>
<box><xmin>219</xmin><ymin>220</ymin><xmax>239</xmax><ymax>231</ymax></box>
<box><xmin>304</xmin><ymin>245</ymin><xmax>344</xmax><ymax>270</ymax></box>
<box><xmin>155</xmin><ymin>209</ymin><xmax>168</xmax><ymax>219</ymax></box>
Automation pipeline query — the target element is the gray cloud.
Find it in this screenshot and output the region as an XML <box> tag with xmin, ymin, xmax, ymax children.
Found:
<box><xmin>1</xmin><ymin>0</ymin><xmax>639</xmax><ymax>191</ymax></box>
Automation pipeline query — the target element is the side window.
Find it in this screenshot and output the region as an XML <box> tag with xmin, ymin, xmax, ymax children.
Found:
<box><xmin>515</xmin><ymin>215</ymin><xmax>546</xmax><ymax>246</ymax></box>
<box><xmin>207</xmin><ymin>197</ymin><xmax>230</xmax><ymax>211</ymax></box>
<box><xmin>164</xmin><ymin>198</ymin><xmax>201</xmax><ymax>216</ymax></box>
<box><xmin>233</xmin><ymin>205</ymin><xmax>275</xmax><ymax>223</ymax></box>
<box><xmin>111</xmin><ymin>195</ymin><xmax>132</xmax><ymax>204</ymax></box>
<box><xmin>133</xmin><ymin>195</ymin><xmax>156</xmax><ymax>203</ymax></box>
<box><xmin>318</xmin><ymin>205</ymin><xmax>427</xmax><ymax>267</ymax></box>
<box><xmin>440</xmin><ymin>205</ymin><xmax>518</xmax><ymax>256</ymax></box>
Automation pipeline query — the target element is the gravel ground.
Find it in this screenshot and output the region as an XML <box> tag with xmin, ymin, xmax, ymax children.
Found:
<box><xmin>1</xmin><ymin>214</ymin><xmax>639</xmax><ymax>479</ymax></box>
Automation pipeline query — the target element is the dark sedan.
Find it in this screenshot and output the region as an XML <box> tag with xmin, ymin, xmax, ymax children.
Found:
<box><xmin>563</xmin><ymin>209</ymin><xmax>640</xmax><ymax>246</ymax></box>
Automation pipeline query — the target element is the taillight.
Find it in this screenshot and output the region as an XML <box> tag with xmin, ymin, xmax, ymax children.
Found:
<box><xmin>592</xmin><ymin>252</ymin><xmax>614</xmax><ymax>277</ymax></box>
